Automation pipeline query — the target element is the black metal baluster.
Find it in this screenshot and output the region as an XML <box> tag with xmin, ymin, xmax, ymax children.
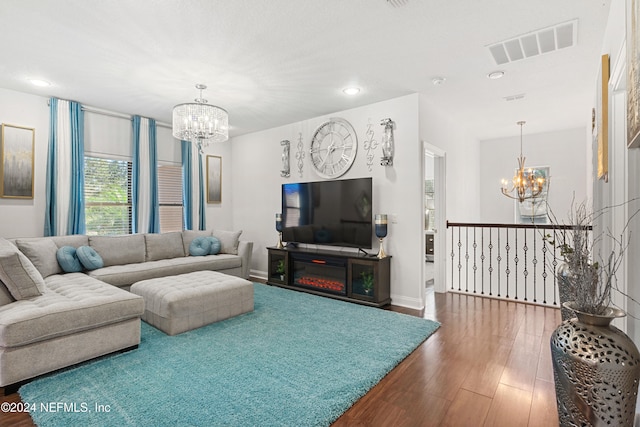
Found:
<box><xmin>505</xmin><ymin>229</ymin><xmax>510</xmax><ymax>299</ymax></box>
<box><xmin>472</xmin><ymin>227</ymin><xmax>477</xmax><ymax>293</ymax></box>
<box><xmin>513</xmin><ymin>229</ymin><xmax>519</xmax><ymax>300</ymax></box>
<box><xmin>541</xmin><ymin>227</ymin><xmax>548</xmax><ymax>304</ymax></box>
<box><xmin>523</xmin><ymin>229</ymin><xmax>528</xmax><ymax>302</ymax></box>
<box><xmin>450</xmin><ymin>226</ymin><xmax>455</xmax><ymax>291</ymax></box>
<box><xmin>464</xmin><ymin>228</ymin><xmax>469</xmax><ymax>292</ymax></box>
<box><xmin>552</xmin><ymin>238</ymin><xmax>558</xmax><ymax>306</ymax></box>
<box><xmin>457</xmin><ymin>227</ymin><xmax>462</xmax><ymax>291</ymax></box>
<box><xmin>480</xmin><ymin>228</ymin><xmax>485</xmax><ymax>295</ymax></box>
<box><xmin>532</xmin><ymin>228</ymin><xmax>538</xmax><ymax>303</ymax></box>
<box><xmin>488</xmin><ymin>228</ymin><xmax>493</xmax><ymax>296</ymax></box>
<box><xmin>497</xmin><ymin>231</ymin><xmax>501</xmax><ymax>297</ymax></box>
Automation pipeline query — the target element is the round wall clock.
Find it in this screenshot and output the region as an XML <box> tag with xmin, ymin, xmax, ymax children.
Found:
<box><xmin>309</xmin><ymin>118</ymin><xmax>358</xmax><ymax>179</ymax></box>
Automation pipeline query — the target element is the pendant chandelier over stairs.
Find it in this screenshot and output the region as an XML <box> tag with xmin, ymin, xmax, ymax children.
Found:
<box><xmin>501</xmin><ymin>121</ymin><xmax>545</xmax><ymax>203</ymax></box>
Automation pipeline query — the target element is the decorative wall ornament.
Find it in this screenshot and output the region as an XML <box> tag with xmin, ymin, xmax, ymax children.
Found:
<box><xmin>295</xmin><ymin>132</ymin><xmax>305</xmax><ymax>178</ymax></box>
<box><xmin>363</xmin><ymin>119</ymin><xmax>378</xmax><ymax>172</ymax></box>
<box><xmin>280</xmin><ymin>140</ymin><xmax>290</xmax><ymax>177</ymax></box>
<box><xmin>380</xmin><ymin>118</ymin><xmax>395</xmax><ymax>166</ymax></box>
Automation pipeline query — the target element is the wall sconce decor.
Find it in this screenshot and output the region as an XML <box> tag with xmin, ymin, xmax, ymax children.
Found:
<box><xmin>275</xmin><ymin>213</ymin><xmax>284</xmax><ymax>249</ymax></box>
<box><xmin>375</xmin><ymin>214</ymin><xmax>388</xmax><ymax>258</ymax></box>
<box><xmin>380</xmin><ymin>118</ymin><xmax>395</xmax><ymax>166</ymax></box>
<box><xmin>363</xmin><ymin>119</ymin><xmax>378</xmax><ymax>172</ymax></box>
<box><xmin>280</xmin><ymin>140</ymin><xmax>290</xmax><ymax>177</ymax></box>
<box><xmin>295</xmin><ymin>132</ymin><xmax>305</xmax><ymax>177</ymax></box>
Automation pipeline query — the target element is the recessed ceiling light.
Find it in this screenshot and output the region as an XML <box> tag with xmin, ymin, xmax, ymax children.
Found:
<box><xmin>342</xmin><ymin>87</ymin><xmax>361</xmax><ymax>95</ymax></box>
<box><xmin>431</xmin><ymin>77</ymin><xmax>446</xmax><ymax>86</ymax></box>
<box><xmin>29</xmin><ymin>79</ymin><xmax>51</xmax><ymax>87</ymax></box>
<box><xmin>487</xmin><ymin>71</ymin><xmax>505</xmax><ymax>80</ymax></box>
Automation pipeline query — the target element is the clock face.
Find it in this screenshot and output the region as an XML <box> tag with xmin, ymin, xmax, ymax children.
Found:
<box><xmin>309</xmin><ymin>118</ymin><xmax>358</xmax><ymax>179</ymax></box>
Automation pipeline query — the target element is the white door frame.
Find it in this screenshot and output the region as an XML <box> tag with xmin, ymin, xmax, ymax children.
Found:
<box><xmin>422</xmin><ymin>141</ymin><xmax>447</xmax><ymax>304</ymax></box>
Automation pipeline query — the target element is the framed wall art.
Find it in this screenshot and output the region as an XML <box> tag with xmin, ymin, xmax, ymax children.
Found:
<box><xmin>514</xmin><ymin>166</ymin><xmax>550</xmax><ymax>224</ymax></box>
<box><xmin>628</xmin><ymin>0</ymin><xmax>640</xmax><ymax>148</ymax></box>
<box><xmin>597</xmin><ymin>54</ymin><xmax>609</xmax><ymax>179</ymax></box>
<box><xmin>206</xmin><ymin>155</ymin><xmax>222</xmax><ymax>203</ymax></box>
<box><xmin>1</xmin><ymin>123</ymin><xmax>35</xmax><ymax>199</ymax></box>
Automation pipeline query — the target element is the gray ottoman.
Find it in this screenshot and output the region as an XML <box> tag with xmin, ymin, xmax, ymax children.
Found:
<box><xmin>130</xmin><ymin>271</ymin><xmax>254</xmax><ymax>335</ymax></box>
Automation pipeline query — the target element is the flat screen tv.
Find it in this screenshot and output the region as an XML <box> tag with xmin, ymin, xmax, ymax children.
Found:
<box><xmin>281</xmin><ymin>177</ymin><xmax>373</xmax><ymax>249</ymax></box>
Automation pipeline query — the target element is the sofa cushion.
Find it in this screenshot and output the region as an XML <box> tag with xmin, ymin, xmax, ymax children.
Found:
<box><xmin>145</xmin><ymin>232</ymin><xmax>185</xmax><ymax>261</ymax></box>
<box><xmin>0</xmin><ymin>273</ymin><xmax>144</xmax><ymax>348</ymax></box>
<box><xmin>0</xmin><ymin>282</ymin><xmax>14</xmax><ymax>307</ymax></box>
<box><xmin>87</xmin><ymin>255</ymin><xmax>242</xmax><ymax>287</ymax></box>
<box><xmin>189</xmin><ymin>237</ymin><xmax>211</xmax><ymax>256</ymax></box>
<box><xmin>89</xmin><ymin>234</ymin><xmax>145</xmax><ymax>267</ymax></box>
<box><xmin>15</xmin><ymin>239</ymin><xmax>62</xmax><ymax>278</ymax></box>
<box><xmin>76</xmin><ymin>246</ymin><xmax>104</xmax><ymax>270</ymax></box>
<box><xmin>0</xmin><ymin>253</ymin><xmax>44</xmax><ymax>300</ymax></box>
<box><xmin>56</xmin><ymin>246</ymin><xmax>83</xmax><ymax>273</ymax></box>
<box><xmin>49</xmin><ymin>235</ymin><xmax>90</xmax><ymax>249</ymax></box>
<box><xmin>207</xmin><ymin>236</ymin><xmax>221</xmax><ymax>255</ymax></box>
<box><xmin>181</xmin><ymin>230</ymin><xmax>212</xmax><ymax>255</ymax></box>
<box><xmin>212</xmin><ymin>229</ymin><xmax>242</xmax><ymax>255</ymax></box>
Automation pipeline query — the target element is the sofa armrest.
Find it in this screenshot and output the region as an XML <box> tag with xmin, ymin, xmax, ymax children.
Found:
<box><xmin>237</xmin><ymin>241</ymin><xmax>253</xmax><ymax>279</ymax></box>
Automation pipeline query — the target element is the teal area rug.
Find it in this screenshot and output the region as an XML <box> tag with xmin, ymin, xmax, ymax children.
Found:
<box><xmin>20</xmin><ymin>283</ymin><xmax>439</xmax><ymax>427</ymax></box>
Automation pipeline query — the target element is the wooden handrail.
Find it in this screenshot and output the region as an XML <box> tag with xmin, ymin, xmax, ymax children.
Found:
<box><xmin>446</xmin><ymin>221</ymin><xmax>592</xmax><ymax>231</ymax></box>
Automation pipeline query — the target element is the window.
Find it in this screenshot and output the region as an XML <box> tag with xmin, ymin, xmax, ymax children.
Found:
<box><xmin>84</xmin><ymin>156</ymin><xmax>132</xmax><ymax>235</ymax></box>
<box><xmin>158</xmin><ymin>164</ymin><xmax>184</xmax><ymax>232</ymax></box>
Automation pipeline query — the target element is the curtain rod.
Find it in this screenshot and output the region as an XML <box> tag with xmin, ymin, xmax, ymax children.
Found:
<box><xmin>46</xmin><ymin>99</ymin><xmax>171</xmax><ymax>128</ymax></box>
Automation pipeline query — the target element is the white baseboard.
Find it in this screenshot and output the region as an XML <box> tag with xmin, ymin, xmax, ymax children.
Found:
<box><xmin>251</xmin><ymin>270</ymin><xmax>267</xmax><ymax>282</ymax></box>
<box><xmin>390</xmin><ymin>294</ymin><xmax>424</xmax><ymax>311</ymax></box>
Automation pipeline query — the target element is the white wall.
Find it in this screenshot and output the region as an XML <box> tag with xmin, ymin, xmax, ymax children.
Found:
<box><xmin>230</xmin><ymin>94</ymin><xmax>425</xmax><ymax>308</ymax></box>
<box><xmin>479</xmin><ymin>127</ymin><xmax>588</xmax><ymax>224</ymax></box>
<box><xmin>0</xmin><ymin>88</ymin><xmax>49</xmax><ymax>238</ymax></box>
<box><xmin>418</xmin><ymin>95</ymin><xmax>481</xmax><ymax>222</ymax></box>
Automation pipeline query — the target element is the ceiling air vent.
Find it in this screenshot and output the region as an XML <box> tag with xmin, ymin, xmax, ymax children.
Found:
<box><xmin>487</xmin><ymin>19</ymin><xmax>577</xmax><ymax>65</ymax></box>
<box><xmin>387</xmin><ymin>0</ymin><xmax>409</xmax><ymax>7</ymax></box>
<box><xmin>504</xmin><ymin>94</ymin><xmax>526</xmax><ymax>102</ymax></box>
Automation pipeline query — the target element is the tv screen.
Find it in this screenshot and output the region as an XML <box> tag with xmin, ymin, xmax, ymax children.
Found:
<box><xmin>281</xmin><ymin>178</ymin><xmax>373</xmax><ymax>249</ymax></box>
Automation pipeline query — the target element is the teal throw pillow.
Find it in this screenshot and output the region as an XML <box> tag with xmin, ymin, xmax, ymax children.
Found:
<box><xmin>76</xmin><ymin>246</ymin><xmax>104</xmax><ymax>270</ymax></box>
<box><xmin>189</xmin><ymin>237</ymin><xmax>211</xmax><ymax>256</ymax></box>
<box><xmin>206</xmin><ymin>237</ymin><xmax>221</xmax><ymax>255</ymax></box>
<box><xmin>56</xmin><ymin>246</ymin><xmax>83</xmax><ymax>273</ymax></box>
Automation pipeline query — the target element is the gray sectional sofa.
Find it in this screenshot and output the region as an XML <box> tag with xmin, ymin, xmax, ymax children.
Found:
<box><xmin>0</xmin><ymin>229</ymin><xmax>253</xmax><ymax>392</ymax></box>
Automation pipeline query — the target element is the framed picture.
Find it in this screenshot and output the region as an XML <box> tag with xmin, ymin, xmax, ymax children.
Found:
<box><xmin>206</xmin><ymin>155</ymin><xmax>222</xmax><ymax>203</ymax></box>
<box><xmin>628</xmin><ymin>0</ymin><xmax>640</xmax><ymax>148</ymax></box>
<box><xmin>597</xmin><ymin>54</ymin><xmax>609</xmax><ymax>179</ymax></box>
<box><xmin>1</xmin><ymin>124</ymin><xmax>35</xmax><ymax>199</ymax></box>
<box><xmin>514</xmin><ymin>166</ymin><xmax>550</xmax><ymax>224</ymax></box>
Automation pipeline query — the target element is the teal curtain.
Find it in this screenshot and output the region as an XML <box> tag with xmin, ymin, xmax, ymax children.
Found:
<box><xmin>132</xmin><ymin>116</ymin><xmax>159</xmax><ymax>233</ymax></box>
<box><xmin>198</xmin><ymin>150</ymin><xmax>206</xmax><ymax>230</ymax></box>
<box><xmin>181</xmin><ymin>140</ymin><xmax>193</xmax><ymax>230</ymax></box>
<box><xmin>68</xmin><ymin>102</ymin><xmax>86</xmax><ymax>234</ymax></box>
<box><xmin>44</xmin><ymin>97</ymin><xmax>85</xmax><ymax>236</ymax></box>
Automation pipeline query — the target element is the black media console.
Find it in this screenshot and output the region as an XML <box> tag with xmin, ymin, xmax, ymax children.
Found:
<box><xmin>266</xmin><ymin>247</ymin><xmax>391</xmax><ymax>307</ymax></box>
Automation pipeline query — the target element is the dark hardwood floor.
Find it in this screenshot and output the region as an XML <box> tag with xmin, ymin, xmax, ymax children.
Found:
<box><xmin>0</xmin><ymin>284</ymin><xmax>560</xmax><ymax>427</ymax></box>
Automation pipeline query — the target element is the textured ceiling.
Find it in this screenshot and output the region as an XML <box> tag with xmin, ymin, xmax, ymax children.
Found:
<box><xmin>0</xmin><ymin>0</ymin><xmax>611</xmax><ymax>140</ymax></box>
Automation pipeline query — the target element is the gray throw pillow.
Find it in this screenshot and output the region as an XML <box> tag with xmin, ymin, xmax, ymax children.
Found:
<box><xmin>211</xmin><ymin>229</ymin><xmax>242</xmax><ymax>255</ymax></box>
<box><xmin>89</xmin><ymin>234</ymin><xmax>145</xmax><ymax>267</ymax></box>
<box><xmin>16</xmin><ymin>238</ymin><xmax>62</xmax><ymax>278</ymax></box>
<box><xmin>0</xmin><ymin>252</ymin><xmax>44</xmax><ymax>300</ymax></box>
<box><xmin>145</xmin><ymin>232</ymin><xmax>185</xmax><ymax>261</ymax></box>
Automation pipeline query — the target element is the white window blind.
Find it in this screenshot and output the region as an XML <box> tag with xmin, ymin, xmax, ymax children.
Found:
<box><xmin>158</xmin><ymin>164</ymin><xmax>183</xmax><ymax>233</ymax></box>
<box><xmin>84</xmin><ymin>156</ymin><xmax>132</xmax><ymax>235</ymax></box>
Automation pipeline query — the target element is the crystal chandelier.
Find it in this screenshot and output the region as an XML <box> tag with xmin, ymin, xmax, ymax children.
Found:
<box><xmin>501</xmin><ymin>121</ymin><xmax>545</xmax><ymax>203</ymax></box>
<box><xmin>172</xmin><ymin>84</ymin><xmax>228</xmax><ymax>153</ymax></box>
